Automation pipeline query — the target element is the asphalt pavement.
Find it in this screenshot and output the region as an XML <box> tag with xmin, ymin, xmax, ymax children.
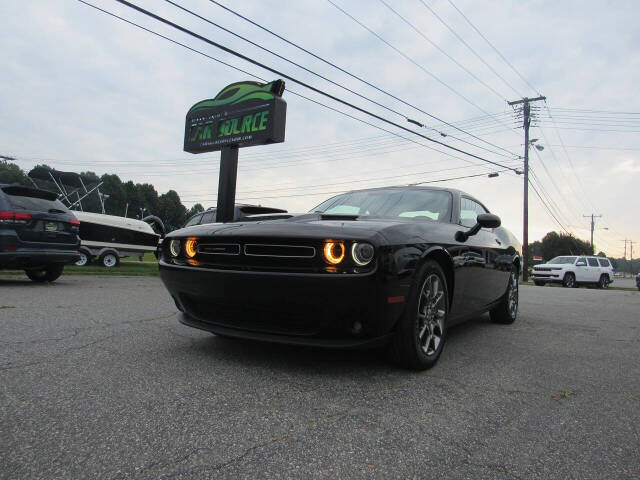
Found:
<box><xmin>1</xmin><ymin>275</ymin><xmax>639</xmax><ymax>479</ymax></box>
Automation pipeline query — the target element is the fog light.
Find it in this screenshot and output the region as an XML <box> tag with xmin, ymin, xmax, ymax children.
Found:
<box><xmin>351</xmin><ymin>242</ymin><xmax>374</xmax><ymax>266</ymax></box>
<box><xmin>169</xmin><ymin>239</ymin><xmax>181</xmax><ymax>257</ymax></box>
<box><xmin>323</xmin><ymin>241</ymin><xmax>345</xmax><ymax>265</ymax></box>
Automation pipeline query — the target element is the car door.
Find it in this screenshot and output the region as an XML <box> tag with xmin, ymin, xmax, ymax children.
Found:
<box><xmin>587</xmin><ymin>257</ymin><xmax>601</xmax><ymax>281</ymax></box>
<box><xmin>456</xmin><ymin>197</ymin><xmax>507</xmax><ymax>312</ymax></box>
<box><xmin>574</xmin><ymin>257</ymin><xmax>590</xmax><ymax>282</ymax></box>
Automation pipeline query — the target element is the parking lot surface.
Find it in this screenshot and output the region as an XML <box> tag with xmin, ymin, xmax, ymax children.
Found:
<box><xmin>1</xmin><ymin>275</ymin><xmax>639</xmax><ymax>479</ymax></box>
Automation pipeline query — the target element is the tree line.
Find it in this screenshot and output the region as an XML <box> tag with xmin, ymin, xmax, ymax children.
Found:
<box><xmin>0</xmin><ymin>160</ymin><xmax>204</xmax><ymax>232</ymax></box>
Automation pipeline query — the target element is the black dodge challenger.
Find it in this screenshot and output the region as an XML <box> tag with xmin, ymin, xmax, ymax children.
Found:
<box><xmin>159</xmin><ymin>186</ymin><xmax>521</xmax><ymax>369</ymax></box>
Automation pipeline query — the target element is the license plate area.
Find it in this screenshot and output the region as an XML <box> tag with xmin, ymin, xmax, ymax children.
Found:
<box><xmin>45</xmin><ymin>222</ymin><xmax>59</xmax><ymax>232</ymax></box>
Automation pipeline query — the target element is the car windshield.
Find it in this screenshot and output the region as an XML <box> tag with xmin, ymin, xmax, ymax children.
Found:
<box><xmin>548</xmin><ymin>256</ymin><xmax>577</xmax><ymax>264</ymax></box>
<box><xmin>311</xmin><ymin>189</ymin><xmax>452</xmax><ymax>221</ymax></box>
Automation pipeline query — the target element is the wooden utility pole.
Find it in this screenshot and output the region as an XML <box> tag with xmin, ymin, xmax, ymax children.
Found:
<box><xmin>583</xmin><ymin>213</ymin><xmax>602</xmax><ymax>249</ymax></box>
<box><xmin>508</xmin><ymin>96</ymin><xmax>546</xmax><ymax>281</ymax></box>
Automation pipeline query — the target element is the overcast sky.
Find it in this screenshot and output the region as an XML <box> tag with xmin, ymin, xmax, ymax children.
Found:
<box><xmin>1</xmin><ymin>0</ymin><xmax>638</xmax><ymax>256</ymax></box>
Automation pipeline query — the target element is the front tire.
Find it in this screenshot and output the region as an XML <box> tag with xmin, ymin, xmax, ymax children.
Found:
<box><xmin>389</xmin><ymin>260</ymin><xmax>449</xmax><ymax>370</ymax></box>
<box><xmin>490</xmin><ymin>266</ymin><xmax>518</xmax><ymax>324</ymax></box>
<box><xmin>562</xmin><ymin>272</ymin><xmax>576</xmax><ymax>288</ymax></box>
<box><xmin>25</xmin><ymin>264</ymin><xmax>64</xmax><ymax>283</ymax></box>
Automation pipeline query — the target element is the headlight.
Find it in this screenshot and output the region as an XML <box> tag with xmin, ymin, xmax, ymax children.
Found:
<box><xmin>323</xmin><ymin>241</ymin><xmax>345</xmax><ymax>265</ymax></box>
<box><xmin>351</xmin><ymin>242</ymin><xmax>374</xmax><ymax>266</ymax></box>
<box><xmin>185</xmin><ymin>238</ymin><xmax>198</xmax><ymax>258</ymax></box>
<box><xmin>169</xmin><ymin>239</ymin><xmax>181</xmax><ymax>257</ymax></box>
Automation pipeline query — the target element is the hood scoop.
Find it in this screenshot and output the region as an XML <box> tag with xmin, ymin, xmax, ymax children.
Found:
<box><xmin>320</xmin><ymin>214</ymin><xmax>359</xmax><ymax>221</ymax></box>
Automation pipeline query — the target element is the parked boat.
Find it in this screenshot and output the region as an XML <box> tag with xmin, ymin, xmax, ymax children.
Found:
<box><xmin>28</xmin><ymin>167</ymin><xmax>163</xmax><ymax>267</ymax></box>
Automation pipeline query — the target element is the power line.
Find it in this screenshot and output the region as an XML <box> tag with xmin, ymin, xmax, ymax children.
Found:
<box><xmin>182</xmin><ymin>169</ymin><xmax>515</xmax><ymax>203</ymax></box>
<box><xmin>208</xmin><ymin>0</ymin><xmax>521</xmax><ymax>158</ymax></box>
<box><xmin>528</xmin><ymin>178</ymin><xmax>570</xmax><ymax>234</ymax></box>
<box><xmin>377</xmin><ymin>0</ymin><xmax>506</xmax><ymax>101</ymax></box>
<box><xmin>418</xmin><ymin>0</ymin><xmax>523</xmax><ymax>98</ymax></box>
<box><xmin>75</xmin><ymin>0</ymin><xmax>522</xmax><ymax>174</ymax></box>
<box><xmin>446</xmin><ymin>0</ymin><xmax>540</xmax><ymax>96</ymax></box>
<box><xmin>101</xmin><ymin>0</ymin><xmax>519</xmax><ymax>172</ymax></box>
<box><xmin>325</xmin><ymin>0</ymin><xmax>514</xmax><ymax>128</ymax></box>
<box><xmin>166</xmin><ymin>0</ymin><xmax>515</xmax><ymax>161</ymax></box>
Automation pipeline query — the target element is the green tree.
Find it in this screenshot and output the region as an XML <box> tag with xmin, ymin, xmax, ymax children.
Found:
<box><xmin>157</xmin><ymin>190</ymin><xmax>187</xmax><ymax>232</ymax></box>
<box><xmin>0</xmin><ymin>160</ymin><xmax>30</xmax><ymax>185</ymax></box>
<box><xmin>186</xmin><ymin>203</ymin><xmax>204</xmax><ymax>218</ymax></box>
<box><xmin>528</xmin><ymin>231</ymin><xmax>593</xmax><ymax>263</ymax></box>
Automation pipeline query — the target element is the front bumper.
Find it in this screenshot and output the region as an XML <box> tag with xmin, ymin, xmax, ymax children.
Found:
<box><xmin>159</xmin><ymin>260</ymin><xmax>407</xmax><ymax>347</ymax></box>
<box><xmin>531</xmin><ymin>271</ymin><xmax>562</xmax><ymax>282</ymax></box>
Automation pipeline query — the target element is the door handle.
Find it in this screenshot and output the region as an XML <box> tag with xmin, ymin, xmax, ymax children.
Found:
<box><xmin>495</xmin><ymin>239</ymin><xmax>502</xmax><ymax>245</ymax></box>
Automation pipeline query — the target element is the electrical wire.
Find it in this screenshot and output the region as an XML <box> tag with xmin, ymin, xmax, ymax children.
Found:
<box><xmin>377</xmin><ymin>0</ymin><xmax>506</xmax><ymax>101</ymax></box>
<box><xmin>75</xmin><ymin>0</ymin><xmax>521</xmax><ymax>174</ymax></box>
<box><xmin>208</xmin><ymin>0</ymin><xmax>521</xmax><ymax>158</ymax></box>
<box><xmin>166</xmin><ymin>0</ymin><xmax>516</xmax><ymax>161</ymax></box>
<box><xmin>446</xmin><ymin>0</ymin><xmax>540</xmax><ymax>96</ymax></box>
<box><xmin>326</xmin><ymin>0</ymin><xmax>508</xmax><ymax>122</ymax></box>
<box><xmin>102</xmin><ymin>0</ymin><xmax>519</xmax><ymax>172</ymax></box>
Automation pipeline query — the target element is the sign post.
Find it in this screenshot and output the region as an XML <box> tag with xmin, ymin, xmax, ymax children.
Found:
<box><xmin>183</xmin><ymin>80</ymin><xmax>286</xmax><ymax>222</ymax></box>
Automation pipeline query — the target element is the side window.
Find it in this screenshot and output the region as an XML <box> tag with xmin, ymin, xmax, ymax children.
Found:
<box><xmin>598</xmin><ymin>258</ymin><xmax>610</xmax><ymax>267</ymax></box>
<box><xmin>459</xmin><ymin>197</ymin><xmax>488</xmax><ymax>228</ymax></box>
<box><xmin>587</xmin><ymin>258</ymin><xmax>599</xmax><ymax>267</ymax></box>
<box><xmin>576</xmin><ymin>257</ymin><xmax>587</xmax><ymax>266</ymax></box>
<box><xmin>200</xmin><ymin>211</ymin><xmax>216</xmax><ymax>224</ymax></box>
<box><xmin>184</xmin><ymin>214</ymin><xmax>202</xmax><ymax>227</ymax></box>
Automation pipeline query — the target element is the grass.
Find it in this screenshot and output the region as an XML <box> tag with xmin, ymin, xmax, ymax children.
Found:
<box><xmin>1</xmin><ymin>253</ymin><xmax>159</xmax><ymax>277</ymax></box>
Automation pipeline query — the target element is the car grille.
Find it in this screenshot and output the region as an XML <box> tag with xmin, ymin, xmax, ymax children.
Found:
<box><xmin>535</xmin><ymin>267</ymin><xmax>551</xmax><ymax>271</ymax></box>
<box><xmin>244</xmin><ymin>244</ymin><xmax>316</xmax><ymax>258</ymax></box>
<box><xmin>181</xmin><ymin>295</ymin><xmax>322</xmax><ymax>336</ymax></box>
<box><xmin>198</xmin><ymin>243</ymin><xmax>240</xmax><ymax>255</ymax></box>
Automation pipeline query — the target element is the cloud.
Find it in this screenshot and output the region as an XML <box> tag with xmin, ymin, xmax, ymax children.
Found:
<box><xmin>0</xmin><ymin>0</ymin><xmax>638</xmax><ymax>256</ymax></box>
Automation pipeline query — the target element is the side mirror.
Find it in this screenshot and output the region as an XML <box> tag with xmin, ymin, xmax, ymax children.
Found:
<box><xmin>477</xmin><ymin>213</ymin><xmax>501</xmax><ymax>229</ymax></box>
<box><xmin>455</xmin><ymin>213</ymin><xmax>501</xmax><ymax>242</ymax></box>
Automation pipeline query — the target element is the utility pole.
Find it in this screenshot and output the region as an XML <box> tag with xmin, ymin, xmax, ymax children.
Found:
<box><xmin>508</xmin><ymin>95</ymin><xmax>546</xmax><ymax>282</ymax></box>
<box><xmin>583</xmin><ymin>214</ymin><xmax>602</xmax><ymax>250</ymax></box>
<box><xmin>631</xmin><ymin>241</ymin><xmax>634</xmax><ymax>275</ymax></box>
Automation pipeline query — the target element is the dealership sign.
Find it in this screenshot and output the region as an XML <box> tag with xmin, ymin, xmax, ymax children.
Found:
<box><xmin>184</xmin><ymin>80</ymin><xmax>287</xmax><ymax>153</ymax></box>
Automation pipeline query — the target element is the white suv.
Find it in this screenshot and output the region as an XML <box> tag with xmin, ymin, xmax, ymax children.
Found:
<box><xmin>531</xmin><ymin>255</ymin><xmax>615</xmax><ymax>289</ymax></box>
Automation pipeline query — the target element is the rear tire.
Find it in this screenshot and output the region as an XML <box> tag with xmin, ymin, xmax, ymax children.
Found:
<box><xmin>25</xmin><ymin>264</ymin><xmax>64</xmax><ymax>283</ymax></box>
<box><xmin>533</xmin><ymin>280</ymin><xmax>545</xmax><ymax>286</ymax></box>
<box><xmin>389</xmin><ymin>260</ymin><xmax>449</xmax><ymax>370</ymax></box>
<box><xmin>490</xmin><ymin>266</ymin><xmax>518</xmax><ymax>324</ymax></box>
<box><xmin>99</xmin><ymin>251</ymin><xmax>119</xmax><ymax>268</ymax></box>
<box><xmin>562</xmin><ymin>272</ymin><xmax>576</xmax><ymax>288</ymax></box>
<box><xmin>598</xmin><ymin>274</ymin><xmax>610</xmax><ymax>289</ymax></box>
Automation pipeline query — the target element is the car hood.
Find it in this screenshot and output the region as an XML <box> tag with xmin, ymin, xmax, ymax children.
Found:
<box><xmin>168</xmin><ymin>213</ymin><xmax>451</xmax><ymax>244</ymax></box>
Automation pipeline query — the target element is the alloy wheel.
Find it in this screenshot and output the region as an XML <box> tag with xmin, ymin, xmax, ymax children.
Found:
<box><xmin>417</xmin><ymin>273</ymin><xmax>446</xmax><ymax>356</ymax></box>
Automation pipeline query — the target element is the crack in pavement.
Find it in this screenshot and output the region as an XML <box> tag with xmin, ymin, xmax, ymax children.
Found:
<box><xmin>0</xmin><ymin>312</ymin><xmax>178</xmax><ymax>347</ymax></box>
<box><xmin>0</xmin><ymin>312</ymin><xmax>177</xmax><ymax>371</ymax></box>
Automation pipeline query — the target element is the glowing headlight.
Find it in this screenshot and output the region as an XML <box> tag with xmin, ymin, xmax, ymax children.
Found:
<box><xmin>169</xmin><ymin>239</ymin><xmax>181</xmax><ymax>257</ymax></box>
<box><xmin>185</xmin><ymin>238</ymin><xmax>198</xmax><ymax>258</ymax></box>
<box><xmin>351</xmin><ymin>242</ymin><xmax>374</xmax><ymax>266</ymax></box>
<box><xmin>323</xmin><ymin>241</ymin><xmax>345</xmax><ymax>265</ymax></box>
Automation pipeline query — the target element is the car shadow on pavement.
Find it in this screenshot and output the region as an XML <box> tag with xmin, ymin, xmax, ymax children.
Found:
<box><xmin>177</xmin><ymin>314</ymin><xmax>490</xmax><ymax>377</ymax></box>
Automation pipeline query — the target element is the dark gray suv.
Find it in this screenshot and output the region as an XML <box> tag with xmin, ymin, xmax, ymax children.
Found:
<box><xmin>0</xmin><ymin>184</ymin><xmax>80</xmax><ymax>282</ymax></box>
